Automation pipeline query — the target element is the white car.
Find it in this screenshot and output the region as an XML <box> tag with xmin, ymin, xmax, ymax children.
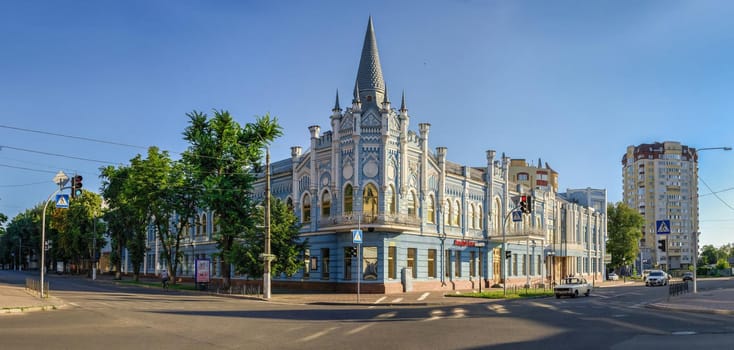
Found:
<box><xmin>554</xmin><ymin>277</ymin><xmax>593</xmax><ymax>298</ymax></box>
<box><xmin>607</xmin><ymin>272</ymin><xmax>619</xmax><ymax>281</ymax></box>
<box><xmin>645</xmin><ymin>270</ymin><xmax>669</xmax><ymax>286</ymax></box>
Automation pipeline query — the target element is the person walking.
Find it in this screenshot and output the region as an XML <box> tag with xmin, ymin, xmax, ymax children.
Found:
<box><xmin>161</xmin><ymin>269</ymin><xmax>169</xmax><ymax>290</ymax></box>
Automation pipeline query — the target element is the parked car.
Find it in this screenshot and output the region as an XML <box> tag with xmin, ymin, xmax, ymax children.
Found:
<box><xmin>682</xmin><ymin>271</ymin><xmax>694</xmax><ymax>281</ymax></box>
<box><xmin>645</xmin><ymin>270</ymin><xmax>669</xmax><ymax>286</ymax></box>
<box><xmin>607</xmin><ymin>272</ymin><xmax>619</xmax><ymax>281</ymax></box>
<box><xmin>554</xmin><ymin>277</ymin><xmax>593</xmax><ymax>298</ymax></box>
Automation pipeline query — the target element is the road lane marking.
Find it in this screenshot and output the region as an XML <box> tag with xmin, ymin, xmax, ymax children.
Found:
<box><xmin>374</xmin><ymin>296</ymin><xmax>387</xmax><ymax>304</ymax></box>
<box><xmin>423</xmin><ymin>309</ymin><xmax>445</xmax><ymax>322</ymax></box>
<box><xmin>300</xmin><ymin>326</ymin><xmax>339</xmax><ymax>342</ymax></box>
<box><xmin>486</xmin><ymin>304</ymin><xmax>509</xmax><ymax>314</ymax></box>
<box><xmin>452</xmin><ymin>307</ymin><xmax>467</xmax><ymax>318</ymax></box>
<box><xmin>375</xmin><ymin>311</ymin><xmax>397</xmax><ymax>319</ymax></box>
<box><xmin>417</xmin><ymin>292</ymin><xmax>430</xmax><ymax>301</ymax></box>
<box><xmin>391</xmin><ymin>297</ymin><xmax>403</xmax><ymax>303</ymax></box>
<box><xmin>346</xmin><ymin>323</ymin><xmax>374</xmax><ymax>335</ymax></box>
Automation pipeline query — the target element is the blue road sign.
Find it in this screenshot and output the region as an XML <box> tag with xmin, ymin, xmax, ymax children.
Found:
<box><xmin>352</xmin><ymin>229</ymin><xmax>363</xmax><ymax>244</ymax></box>
<box><xmin>55</xmin><ymin>194</ymin><xmax>69</xmax><ymax>209</ymax></box>
<box><xmin>656</xmin><ymin>220</ymin><xmax>671</xmax><ymax>235</ymax></box>
<box><xmin>511</xmin><ymin>210</ymin><xmax>522</xmax><ymax>222</ymax></box>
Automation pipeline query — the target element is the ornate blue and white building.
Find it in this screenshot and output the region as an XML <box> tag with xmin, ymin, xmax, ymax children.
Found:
<box><xmin>126</xmin><ymin>17</ymin><xmax>607</xmax><ymax>293</ymax></box>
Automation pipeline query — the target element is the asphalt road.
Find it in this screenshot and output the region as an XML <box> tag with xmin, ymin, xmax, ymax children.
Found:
<box><xmin>1</xmin><ymin>275</ymin><xmax>733</xmax><ymax>350</ymax></box>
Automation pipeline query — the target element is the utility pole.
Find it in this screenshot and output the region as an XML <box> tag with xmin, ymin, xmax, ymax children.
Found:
<box><xmin>263</xmin><ymin>144</ymin><xmax>272</xmax><ymax>300</ymax></box>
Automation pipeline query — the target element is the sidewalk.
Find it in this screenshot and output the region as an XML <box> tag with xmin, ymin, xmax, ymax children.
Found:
<box><xmin>0</xmin><ymin>282</ymin><xmax>64</xmax><ymax>314</ymax></box>
<box><xmin>648</xmin><ymin>288</ymin><xmax>734</xmax><ymax>315</ymax></box>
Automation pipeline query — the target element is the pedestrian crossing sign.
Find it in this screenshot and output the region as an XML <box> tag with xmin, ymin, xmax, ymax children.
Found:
<box><xmin>352</xmin><ymin>229</ymin><xmax>363</xmax><ymax>244</ymax></box>
<box><xmin>55</xmin><ymin>194</ymin><xmax>69</xmax><ymax>209</ymax></box>
<box><xmin>656</xmin><ymin>220</ymin><xmax>671</xmax><ymax>235</ymax></box>
<box><xmin>511</xmin><ymin>210</ymin><xmax>522</xmax><ymax>222</ymax></box>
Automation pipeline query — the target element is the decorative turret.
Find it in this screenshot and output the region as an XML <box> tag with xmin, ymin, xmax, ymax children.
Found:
<box><xmin>332</xmin><ymin>90</ymin><xmax>341</xmax><ymax>113</ymax></box>
<box><xmin>399</xmin><ymin>91</ymin><xmax>408</xmax><ymax>120</ymax></box>
<box><xmin>355</xmin><ymin>16</ymin><xmax>385</xmax><ymax>107</ymax></box>
<box><xmin>351</xmin><ymin>81</ymin><xmax>362</xmax><ymax>112</ymax></box>
<box><xmin>381</xmin><ymin>85</ymin><xmax>391</xmax><ymax>112</ymax></box>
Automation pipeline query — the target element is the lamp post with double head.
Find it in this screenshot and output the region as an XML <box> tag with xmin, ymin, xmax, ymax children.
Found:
<box><xmin>688</xmin><ymin>146</ymin><xmax>730</xmax><ymax>293</ymax></box>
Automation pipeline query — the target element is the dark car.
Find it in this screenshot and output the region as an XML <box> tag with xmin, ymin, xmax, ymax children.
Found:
<box><xmin>682</xmin><ymin>272</ymin><xmax>694</xmax><ymax>281</ymax></box>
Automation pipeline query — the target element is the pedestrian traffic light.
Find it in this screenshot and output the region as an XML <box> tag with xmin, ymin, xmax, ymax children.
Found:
<box><xmin>71</xmin><ymin>175</ymin><xmax>83</xmax><ymax>198</ymax></box>
<box><xmin>505</xmin><ymin>250</ymin><xmax>512</xmax><ymax>259</ymax></box>
<box><xmin>658</xmin><ymin>239</ymin><xmax>666</xmax><ymax>252</ymax></box>
<box><xmin>351</xmin><ymin>246</ymin><xmax>358</xmax><ymax>257</ymax></box>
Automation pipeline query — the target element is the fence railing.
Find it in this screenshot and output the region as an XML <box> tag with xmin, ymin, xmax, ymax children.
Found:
<box><xmin>668</xmin><ymin>281</ymin><xmax>689</xmax><ymax>299</ymax></box>
<box><xmin>213</xmin><ymin>284</ymin><xmax>262</xmax><ymax>297</ymax></box>
<box><xmin>25</xmin><ymin>278</ymin><xmax>49</xmax><ymax>298</ymax></box>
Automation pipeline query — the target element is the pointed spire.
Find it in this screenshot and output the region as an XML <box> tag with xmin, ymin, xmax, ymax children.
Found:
<box><xmin>333</xmin><ymin>89</ymin><xmax>341</xmax><ymax>111</ymax></box>
<box><xmin>400</xmin><ymin>90</ymin><xmax>407</xmax><ymax>111</ymax></box>
<box><xmin>352</xmin><ymin>80</ymin><xmax>360</xmax><ymax>104</ymax></box>
<box><xmin>382</xmin><ymin>85</ymin><xmax>390</xmax><ymax>105</ymax></box>
<box><xmin>356</xmin><ymin>16</ymin><xmax>385</xmax><ymax>103</ymax></box>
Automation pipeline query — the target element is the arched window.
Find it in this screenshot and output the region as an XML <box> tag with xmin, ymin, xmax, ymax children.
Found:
<box><xmin>453</xmin><ymin>200</ymin><xmax>461</xmax><ymax>226</ymax></box>
<box><xmin>427</xmin><ymin>195</ymin><xmax>435</xmax><ymax>224</ymax></box>
<box><xmin>494</xmin><ymin>198</ymin><xmax>502</xmax><ymax>233</ymax></box>
<box><xmin>321</xmin><ymin>191</ymin><xmax>331</xmax><ymax>217</ymax></box>
<box><xmin>407</xmin><ymin>191</ymin><xmax>417</xmax><ymax>217</ymax></box>
<box><xmin>478</xmin><ymin>205</ymin><xmax>483</xmax><ymax>230</ymax></box>
<box><xmin>470</xmin><ymin>204</ymin><xmax>476</xmax><ymax>229</ymax></box>
<box><xmin>363</xmin><ymin>183</ymin><xmax>378</xmax><ymax>220</ymax></box>
<box><xmin>386</xmin><ymin>185</ymin><xmax>396</xmax><ymax>215</ymax></box>
<box><xmin>344</xmin><ymin>184</ymin><xmax>353</xmax><ymax>214</ymax></box>
<box><xmin>302</xmin><ymin>193</ymin><xmax>311</xmax><ymax>223</ymax></box>
<box><xmin>445</xmin><ymin>200</ymin><xmax>452</xmax><ymax>225</ymax></box>
<box><xmin>286</xmin><ymin>197</ymin><xmax>293</xmax><ymax>212</ymax></box>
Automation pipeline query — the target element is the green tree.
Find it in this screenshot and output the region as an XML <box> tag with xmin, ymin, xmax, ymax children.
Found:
<box><xmin>182</xmin><ymin>110</ymin><xmax>282</xmax><ymax>288</ymax></box>
<box><xmin>100</xmin><ymin>164</ymin><xmax>148</xmax><ymax>281</ymax></box>
<box><xmin>699</xmin><ymin>244</ymin><xmax>725</xmax><ymax>266</ymax></box>
<box><xmin>50</xmin><ymin>190</ymin><xmax>105</xmax><ymax>274</ymax></box>
<box><xmin>233</xmin><ymin>198</ymin><xmax>306</xmax><ymax>277</ymax></box>
<box><xmin>127</xmin><ymin>147</ymin><xmax>200</xmax><ymax>285</ymax></box>
<box><xmin>715</xmin><ymin>258</ymin><xmax>731</xmax><ymax>270</ymax></box>
<box><xmin>606</xmin><ymin>202</ymin><xmax>644</xmax><ymax>271</ymax></box>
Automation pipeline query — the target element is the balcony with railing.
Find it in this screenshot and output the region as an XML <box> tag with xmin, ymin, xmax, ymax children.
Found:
<box><xmin>318</xmin><ymin>212</ymin><xmax>422</xmax><ymax>228</ymax></box>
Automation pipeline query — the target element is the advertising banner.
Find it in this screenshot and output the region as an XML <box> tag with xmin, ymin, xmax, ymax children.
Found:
<box><xmin>195</xmin><ymin>259</ymin><xmax>211</xmax><ymax>283</ymax></box>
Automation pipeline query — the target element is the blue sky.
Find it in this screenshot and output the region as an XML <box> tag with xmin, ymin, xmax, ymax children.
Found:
<box><xmin>1</xmin><ymin>1</ymin><xmax>732</xmax><ymax>246</ymax></box>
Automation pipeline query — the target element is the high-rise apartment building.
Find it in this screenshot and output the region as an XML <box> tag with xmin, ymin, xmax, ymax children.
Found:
<box><xmin>622</xmin><ymin>141</ymin><xmax>699</xmax><ymax>271</ymax></box>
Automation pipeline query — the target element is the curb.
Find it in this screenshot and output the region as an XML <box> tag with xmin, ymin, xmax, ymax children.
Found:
<box><xmin>646</xmin><ymin>303</ymin><xmax>734</xmax><ymax>316</ymax></box>
<box><xmin>1</xmin><ymin>303</ymin><xmax>65</xmax><ymax>314</ymax></box>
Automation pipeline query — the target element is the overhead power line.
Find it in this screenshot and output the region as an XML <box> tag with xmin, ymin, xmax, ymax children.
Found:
<box><xmin>0</xmin><ymin>163</ymin><xmax>59</xmax><ymax>174</ymax></box>
<box><xmin>0</xmin><ymin>124</ymin><xmax>149</xmax><ymax>150</ymax></box>
<box><xmin>700</xmin><ymin>177</ymin><xmax>734</xmax><ymax>211</ymax></box>
<box><xmin>0</xmin><ymin>145</ymin><xmax>119</xmax><ymax>165</ymax></box>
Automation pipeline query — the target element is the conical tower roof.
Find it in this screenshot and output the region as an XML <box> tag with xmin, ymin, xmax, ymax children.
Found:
<box><xmin>355</xmin><ymin>16</ymin><xmax>385</xmax><ymax>104</ymax></box>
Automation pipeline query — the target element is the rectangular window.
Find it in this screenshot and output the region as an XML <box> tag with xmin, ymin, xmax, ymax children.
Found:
<box><xmin>512</xmin><ymin>254</ymin><xmax>518</xmax><ymax>276</ymax></box>
<box><xmin>344</xmin><ymin>247</ymin><xmax>352</xmax><ymax>280</ymax></box>
<box><xmin>388</xmin><ymin>246</ymin><xmax>396</xmax><ymax>279</ymax></box>
<box><xmin>523</xmin><ymin>254</ymin><xmax>528</xmax><ymax>276</ymax></box>
<box><xmin>455</xmin><ymin>251</ymin><xmax>462</xmax><ymax>277</ymax></box>
<box><xmin>321</xmin><ymin>248</ymin><xmax>330</xmax><ymax>280</ymax></box>
<box><xmin>361</xmin><ymin>246</ymin><xmax>379</xmax><ymax>280</ymax></box>
<box><xmin>427</xmin><ymin>249</ymin><xmax>436</xmax><ymax>278</ymax></box>
<box><xmin>470</xmin><ymin>251</ymin><xmax>476</xmax><ymax>277</ymax></box>
<box><xmin>407</xmin><ymin>248</ymin><xmax>417</xmax><ymax>278</ymax></box>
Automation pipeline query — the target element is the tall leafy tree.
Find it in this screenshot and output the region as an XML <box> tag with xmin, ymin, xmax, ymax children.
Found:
<box><xmin>606</xmin><ymin>202</ymin><xmax>644</xmax><ymax>271</ymax></box>
<box><xmin>50</xmin><ymin>190</ymin><xmax>105</xmax><ymax>274</ymax></box>
<box><xmin>233</xmin><ymin>198</ymin><xmax>306</xmax><ymax>277</ymax></box>
<box><xmin>182</xmin><ymin>110</ymin><xmax>282</xmax><ymax>288</ymax></box>
<box><xmin>100</xmin><ymin>164</ymin><xmax>148</xmax><ymax>281</ymax></box>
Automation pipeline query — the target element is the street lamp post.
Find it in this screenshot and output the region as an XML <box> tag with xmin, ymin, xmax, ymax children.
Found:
<box><xmin>41</xmin><ymin>171</ymin><xmax>69</xmax><ymax>298</ymax></box>
<box><xmin>689</xmin><ymin>146</ymin><xmax>731</xmax><ymax>293</ymax></box>
<box><xmin>263</xmin><ymin>143</ymin><xmax>272</xmax><ymax>300</ymax></box>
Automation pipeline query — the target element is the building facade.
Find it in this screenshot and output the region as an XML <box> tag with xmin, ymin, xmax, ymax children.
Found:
<box><xmin>121</xmin><ymin>17</ymin><xmax>607</xmax><ymax>293</ymax></box>
<box><xmin>622</xmin><ymin>141</ymin><xmax>699</xmax><ymax>271</ymax></box>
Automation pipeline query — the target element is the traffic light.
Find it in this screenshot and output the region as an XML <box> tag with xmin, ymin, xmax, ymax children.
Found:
<box><xmin>658</xmin><ymin>239</ymin><xmax>666</xmax><ymax>252</ymax></box>
<box><xmin>505</xmin><ymin>250</ymin><xmax>512</xmax><ymax>259</ymax></box>
<box><xmin>71</xmin><ymin>175</ymin><xmax>83</xmax><ymax>198</ymax></box>
<box><xmin>347</xmin><ymin>247</ymin><xmax>358</xmax><ymax>257</ymax></box>
<box><xmin>525</xmin><ymin>195</ymin><xmax>533</xmax><ymax>214</ymax></box>
<box><xmin>519</xmin><ymin>196</ymin><xmax>528</xmax><ymax>213</ymax></box>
